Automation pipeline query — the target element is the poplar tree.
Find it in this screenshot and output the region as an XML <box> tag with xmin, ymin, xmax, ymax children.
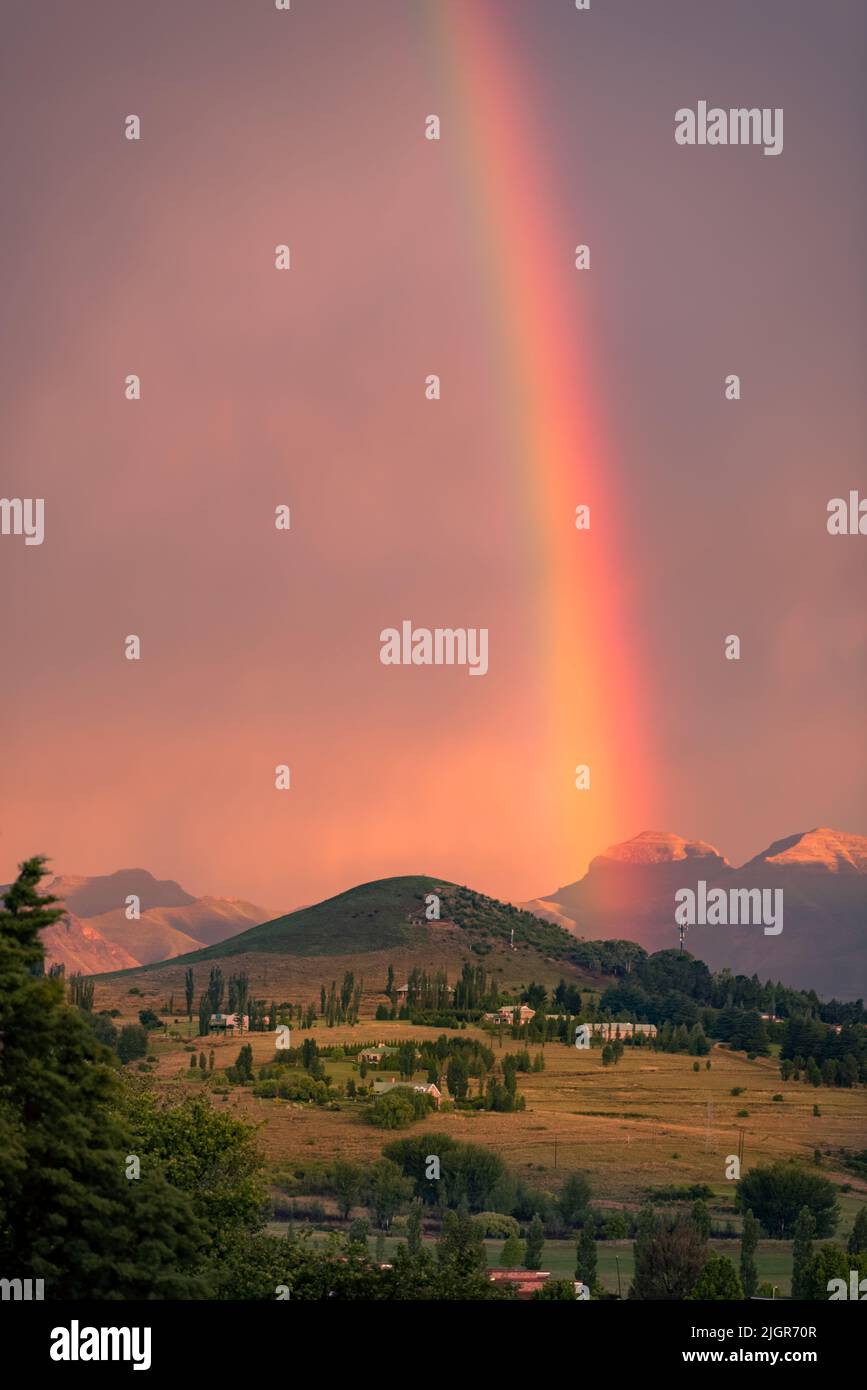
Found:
<box><xmin>740</xmin><ymin>1208</ymin><xmax>760</xmax><ymax>1298</ymax></box>
<box><xmin>524</xmin><ymin>1213</ymin><xmax>545</xmax><ymax>1271</ymax></box>
<box><xmin>791</xmin><ymin>1206</ymin><xmax>816</xmax><ymax>1300</ymax></box>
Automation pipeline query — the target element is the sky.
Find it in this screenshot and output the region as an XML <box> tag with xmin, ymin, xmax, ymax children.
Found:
<box><xmin>2</xmin><ymin>0</ymin><xmax>865</xmax><ymax>913</ymax></box>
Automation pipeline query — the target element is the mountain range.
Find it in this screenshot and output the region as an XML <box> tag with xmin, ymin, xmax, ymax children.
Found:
<box><xmin>30</xmin><ymin>869</ymin><xmax>272</xmax><ymax>974</ymax></box>
<box><xmin>521</xmin><ymin>827</ymin><xmax>867</xmax><ymax>999</ymax></box>
<box><xmin>14</xmin><ymin>826</ymin><xmax>866</xmax><ymax>1000</ymax></box>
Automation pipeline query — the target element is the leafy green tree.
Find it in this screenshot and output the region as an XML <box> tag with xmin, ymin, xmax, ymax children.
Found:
<box><xmin>740</xmin><ymin>1208</ymin><xmax>760</xmax><ymax>1299</ymax></box>
<box><xmin>406</xmin><ymin>1199</ymin><xmax>423</xmax><ymax>1256</ymax></box>
<box><xmin>347</xmin><ymin>1218</ymin><xmax>369</xmax><ymax>1250</ymax></box>
<box><xmin>127</xmin><ymin>1089</ymin><xmax>266</xmax><ymax>1244</ymax></box>
<box><xmin>447</xmin><ymin>1054</ymin><xmax>469</xmax><ymax>1101</ymax></box>
<box><xmin>524</xmin><ymin>1214</ymin><xmax>545</xmax><ymax>1271</ymax></box>
<box><xmin>438</xmin><ymin>1206</ymin><xmax>488</xmax><ymax>1278</ymax></box>
<box><xmin>117</xmin><ymin>1023</ymin><xmax>148</xmax><ymax>1064</ymax></box>
<box><xmin>630</xmin><ymin>1216</ymin><xmax>706</xmax><ymax>1300</ymax></box>
<box><xmin>331</xmin><ymin>1159</ymin><xmax>362</xmax><ymax>1221</ymax></box>
<box><xmin>687</xmin><ymin>1252</ymin><xmax>744</xmax><ymax>1301</ymax></box>
<box><xmin>0</xmin><ymin>856</ymin><xmax>210</xmax><ymax>1298</ymax></box>
<box><xmin>802</xmin><ymin>1246</ymin><xmax>867</xmax><ymax>1301</ymax></box>
<box><xmin>500</xmin><ymin>1231</ymin><xmax>523</xmax><ymax>1266</ymax></box>
<box><xmin>366</xmin><ymin>1159</ymin><xmax>413</xmax><ymax>1230</ymax></box>
<box><xmin>736</xmin><ymin>1162</ymin><xmax>839</xmax><ymax>1239</ymax></box>
<box><xmin>690</xmin><ymin>1199</ymin><xmax>711</xmax><ymax>1240</ymax></box>
<box><xmin>791</xmin><ymin>1206</ymin><xmax>816</xmax><ymax>1300</ymax></box>
<box><xmin>558</xmin><ymin>1171</ymin><xmax>591</xmax><ymax>1227</ymax></box>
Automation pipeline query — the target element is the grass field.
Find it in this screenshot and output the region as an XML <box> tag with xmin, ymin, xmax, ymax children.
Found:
<box><xmin>136</xmin><ymin>1017</ymin><xmax>867</xmax><ymax>1227</ymax></box>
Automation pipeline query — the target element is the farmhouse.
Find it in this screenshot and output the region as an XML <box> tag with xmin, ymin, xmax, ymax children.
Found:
<box><xmin>586</xmin><ymin>1022</ymin><xmax>656</xmax><ymax>1039</ymax></box>
<box><xmin>208</xmin><ymin>1012</ymin><xmax>249</xmax><ymax>1035</ymax></box>
<box><xmin>372</xmin><ymin>1079</ymin><xmax>442</xmax><ymax>1108</ymax></box>
<box><xmin>483</xmin><ymin>1004</ymin><xmax>536</xmax><ymax>1025</ymax></box>
<box><xmin>359</xmin><ymin>1046</ymin><xmax>398</xmax><ymax>1067</ymax></box>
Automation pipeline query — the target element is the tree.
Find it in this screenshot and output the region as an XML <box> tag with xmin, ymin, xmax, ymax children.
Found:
<box><xmin>803</xmin><ymin>1245</ymin><xmax>867</xmax><ymax>1301</ymax></box>
<box><xmin>366</xmin><ymin>1160</ymin><xmax>413</xmax><ymax>1230</ymax></box>
<box><xmin>438</xmin><ymin>1206</ymin><xmax>488</xmax><ymax>1277</ymax></box>
<box><xmin>736</xmin><ymin>1162</ymin><xmax>839</xmax><ymax>1239</ymax></box>
<box><xmin>207</xmin><ymin>967</ymin><xmax>224</xmax><ymax>1015</ymax></box>
<box><xmin>630</xmin><ymin>1216</ymin><xmax>707</xmax><ymax>1300</ymax></box>
<box><xmin>347</xmin><ymin>1218</ymin><xmax>369</xmax><ymax>1250</ymax></box>
<box><xmin>575</xmin><ymin>1223</ymin><xmax>597</xmax><ymax>1290</ymax></box>
<box><xmin>198</xmin><ymin>992</ymin><xmax>211</xmax><ymax>1037</ymax></box>
<box><xmin>558</xmin><ymin>1171</ymin><xmax>591</xmax><ymax>1227</ymax></box>
<box><xmin>848</xmin><ymin>1205</ymin><xmax>867</xmax><ymax>1256</ymax></box>
<box><xmin>687</xmin><ymin>1252</ymin><xmax>743</xmax><ymax>1301</ymax></box>
<box><xmin>791</xmin><ymin>1206</ymin><xmax>816</xmax><ymax>1300</ymax></box>
<box><xmin>447</xmin><ymin>1054</ymin><xmax>469</xmax><ymax>1101</ymax></box>
<box><xmin>0</xmin><ymin>856</ymin><xmax>210</xmax><ymax>1298</ymax></box>
<box><xmin>740</xmin><ymin>1208</ymin><xmax>760</xmax><ymax>1299</ymax></box>
<box><xmin>68</xmin><ymin>973</ymin><xmax>94</xmax><ymax>1010</ymax></box>
<box><xmin>500</xmin><ymin>1231</ymin><xmax>523</xmax><ymax>1267</ymax></box>
<box><xmin>117</xmin><ymin>1024</ymin><xmax>148</xmax><ymax>1064</ymax></box>
<box><xmin>524</xmin><ymin>1214</ymin><xmax>545</xmax><ymax>1271</ymax></box>
<box><xmin>127</xmin><ymin>1089</ymin><xmax>265</xmax><ymax>1245</ymax></box>
<box><xmin>406</xmin><ymin>1199</ymin><xmax>423</xmax><ymax>1256</ymax></box>
<box><xmin>690</xmin><ymin>1199</ymin><xmax>711</xmax><ymax>1240</ymax></box>
<box><xmin>184</xmin><ymin>967</ymin><xmax>194</xmax><ymax>1020</ymax></box>
<box><xmin>331</xmin><ymin>1159</ymin><xmax>362</xmax><ymax>1221</ymax></box>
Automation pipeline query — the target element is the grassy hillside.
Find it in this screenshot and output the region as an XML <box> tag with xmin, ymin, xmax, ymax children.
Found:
<box><xmin>97</xmin><ymin>876</ymin><xmax>584</xmax><ymax>976</ymax></box>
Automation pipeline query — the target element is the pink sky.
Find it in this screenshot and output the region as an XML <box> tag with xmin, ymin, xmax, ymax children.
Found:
<box><xmin>2</xmin><ymin>0</ymin><xmax>865</xmax><ymax>912</ymax></box>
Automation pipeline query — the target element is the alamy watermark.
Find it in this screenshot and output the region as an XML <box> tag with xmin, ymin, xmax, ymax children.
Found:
<box><xmin>675</xmin><ymin>102</ymin><xmax>783</xmax><ymax>157</ymax></box>
<box><xmin>380</xmin><ymin>622</ymin><xmax>488</xmax><ymax>676</ymax></box>
<box><xmin>675</xmin><ymin>882</ymin><xmax>783</xmax><ymax>936</ymax></box>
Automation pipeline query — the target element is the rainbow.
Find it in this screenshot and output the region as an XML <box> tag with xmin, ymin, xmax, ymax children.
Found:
<box><xmin>417</xmin><ymin>1</ymin><xmax>650</xmax><ymax>867</ymax></box>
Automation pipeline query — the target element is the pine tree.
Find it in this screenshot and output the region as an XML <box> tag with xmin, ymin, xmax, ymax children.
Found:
<box><xmin>189</xmin><ymin>1052</ymin><xmax>197</xmax><ymax>1069</ymax></box>
<box><xmin>0</xmin><ymin>856</ymin><xmax>209</xmax><ymax>1297</ymax></box>
<box><xmin>185</xmin><ymin>967</ymin><xmax>194</xmax><ymax>1021</ymax></box>
<box><xmin>740</xmin><ymin>1208</ymin><xmax>760</xmax><ymax>1298</ymax></box>
<box><xmin>199</xmin><ymin>1051</ymin><xmax>207</xmax><ymax>1071</ymax></box>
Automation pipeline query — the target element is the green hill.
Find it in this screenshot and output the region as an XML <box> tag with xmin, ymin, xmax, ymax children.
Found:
<box><xmin>97</xmin><ymin>875</ymin><xmax>584</xmax><ymax>978</ymax></box>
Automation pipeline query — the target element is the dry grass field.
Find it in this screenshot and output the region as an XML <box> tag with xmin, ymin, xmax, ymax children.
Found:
<box><xmin>136</xmin><ymin>1016</ymin><xmax>867</xmax><ymax>1214</ymax></box>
